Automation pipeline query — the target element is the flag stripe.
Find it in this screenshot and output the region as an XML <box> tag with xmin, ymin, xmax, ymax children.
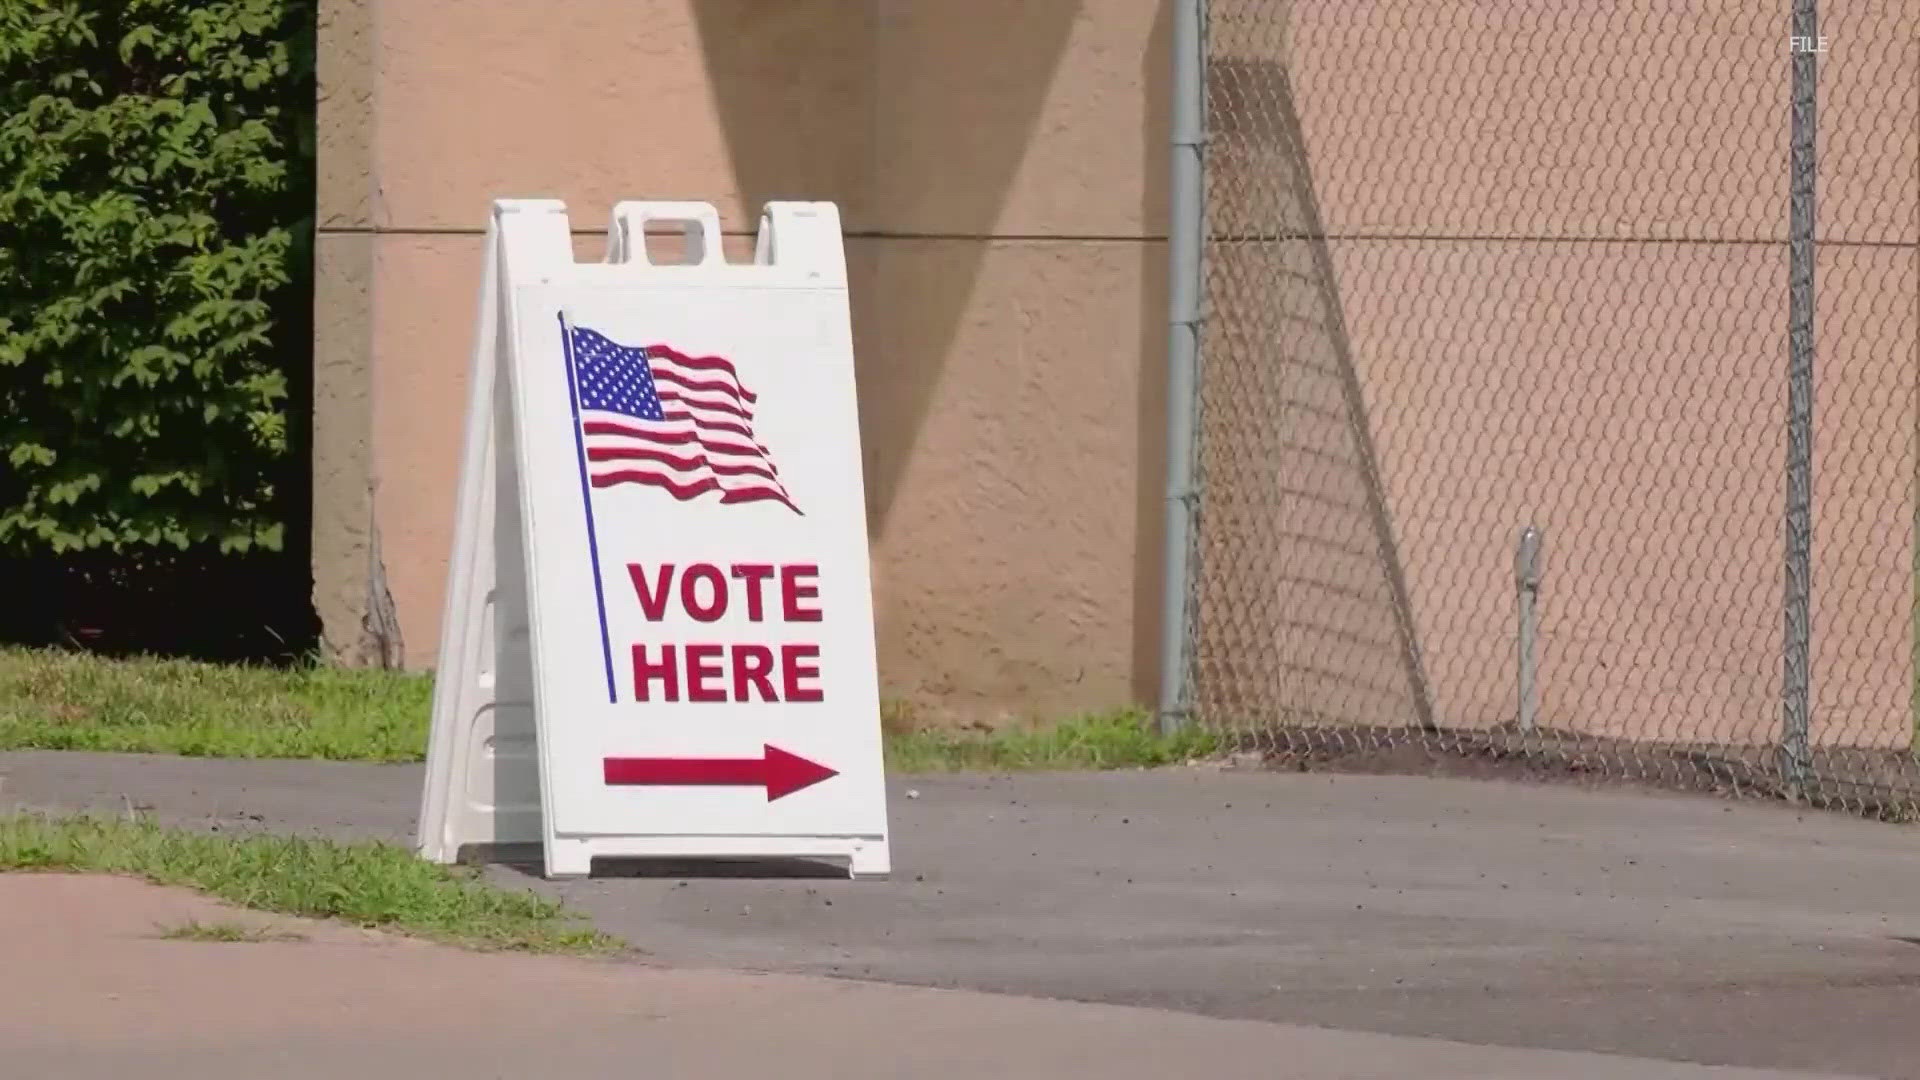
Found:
<box><xmin>647</xmin><ymin>344</ymin><xmax>757</xmax><ymax>395</ymax></box>
<box><xmin>586</xmin><ymin>444</ymin><xmax>778</xmax><ymax>482</ymax></box>
<box><xmin>585</xmin><ymin>445</ymin><xmax>783</xmax><ymax>492</ymax></box>
<box><xmin>657</xmin><ymin>388</ymin><xmax>752</xmax><ymax>421</ymax></box>
<box><xmin>650</xmin><ymin>367</ymin><xmax>756</xmax><ymax>404</ymax></box>
<box><xmin>660</xmin><ymin>408</ymin><xmax>753</xmax><ymax>441</ymax></box>
<box><xmin>589</xmin><ymin>469</ymin><xmax>799</xmax><ymax>513</ymax></box>
<box><xmin>581</xmin><ymin>418</ymin><xmax>772</xmax><ymax>465</ymax></box>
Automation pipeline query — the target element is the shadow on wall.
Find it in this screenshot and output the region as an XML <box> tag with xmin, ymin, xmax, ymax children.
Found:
<box><xmin>1190</xmin><ymin>46</ymin><xmax>1433</xmax><ymax>730</ymax></box>
<box><xmin>688</xmin><ymin>0</ymin><xmax>1085</xmax><ymax>536</ymax></box>
<box><xmin>1132</xmin><ymin>0</ymin><xmax>1171</xmax><ymax>702</ymax></box>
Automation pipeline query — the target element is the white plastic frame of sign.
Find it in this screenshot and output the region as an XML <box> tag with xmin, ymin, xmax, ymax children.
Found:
<box><xmin>416</xmin><ymin>199</ymin><xmax>892</xmax><ymax>880</ymax></box>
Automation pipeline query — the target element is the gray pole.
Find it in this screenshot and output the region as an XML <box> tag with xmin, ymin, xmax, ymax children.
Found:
<box><xmin>1782</xmin><ymin>0</ymin><xmax>1817</xmax><ymax>791</ymax></box>
<box><xmin>1515</xmin><ymin>526</ymin><xmax>1544</xmax><ymax>734</ymax></box>
<box><xmin>1157</xmin><ymin>0</ymin><xmax>1205</xmax><ymax>735</ymax></box>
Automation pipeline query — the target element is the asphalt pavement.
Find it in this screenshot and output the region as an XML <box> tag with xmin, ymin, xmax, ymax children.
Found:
<box><xmin>5</xmin><ymin>750</ymin><xmax>1919</xmax><ymax>1077</ymax></box>
<box><xmin>4</xmin><ymin>873</ymin><xmax>1848</xmax><ymax>1080</ymax></box>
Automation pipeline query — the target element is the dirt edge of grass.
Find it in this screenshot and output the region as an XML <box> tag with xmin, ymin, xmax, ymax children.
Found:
<box><xmin>153</xmin><ymin>918</ymin><xmax>308</xmax><ymax>943</ymax></box>
<box><xmin>0</xmin><ymin>812</ymin><xmax>623</xmax><ymax>956</ymax></box>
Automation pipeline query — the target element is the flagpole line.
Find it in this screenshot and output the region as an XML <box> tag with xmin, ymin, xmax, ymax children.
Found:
<box><xmin>558</xmin><ymin>310</ymin><xmax>620</xmax><ymax>704</ymax></box>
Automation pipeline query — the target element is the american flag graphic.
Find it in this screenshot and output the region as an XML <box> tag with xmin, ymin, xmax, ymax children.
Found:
<box><xmin>563</xmin><ymin>324</ymin><xmax>800</xmax><ymax>515</ymax></box>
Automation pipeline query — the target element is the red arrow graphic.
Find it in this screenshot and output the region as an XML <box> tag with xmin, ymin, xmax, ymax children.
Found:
<box><xmin>602</xmin><ymin>744</ymin><xmax>839</xmax><ymax>801</ymax></box>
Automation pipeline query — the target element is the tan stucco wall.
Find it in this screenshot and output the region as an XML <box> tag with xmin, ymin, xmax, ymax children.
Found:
<box><xmin>316</xmin><ymin>2</ymin><xmax>1918</xmax><ymax>741</ymax></box>
<box><xmin>313</xmin><ymin>0</ymin><xmax>1170</xmax><ymax>721</ymax></box>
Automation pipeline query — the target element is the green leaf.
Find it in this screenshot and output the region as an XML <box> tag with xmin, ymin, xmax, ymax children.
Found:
<box><xmin>118</xmin><ymin>26</ymin><xmax>158</xmax><ymax>64</ymax></box>
<box><xmin>0</xmin><ymin>0</ymin><xmax>310</xmax><ymax>557</ymax></box>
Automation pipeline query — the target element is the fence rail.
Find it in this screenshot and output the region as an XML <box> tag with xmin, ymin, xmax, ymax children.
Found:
<box><xmin>1169</xmin><ymin>1</ymin><xmax>1920</xmax><ymax>818</ymax></box>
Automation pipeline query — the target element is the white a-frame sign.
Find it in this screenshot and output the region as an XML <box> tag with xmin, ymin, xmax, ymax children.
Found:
<box><xmin>417</xmin><ymin>199</ymin><xmax>891</xmax><ymax>879</ymax></box>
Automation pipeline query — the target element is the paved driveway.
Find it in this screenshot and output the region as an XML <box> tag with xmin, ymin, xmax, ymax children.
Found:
<box><xmin>6</xmin><ymin>751</ymin><xmax>1920</xmax><ymax>1076</ymax></box>
<box><xmin>2</xmin><ymin>874</ymin><xmax>1845</xmax><ymax>1080</ymax></box>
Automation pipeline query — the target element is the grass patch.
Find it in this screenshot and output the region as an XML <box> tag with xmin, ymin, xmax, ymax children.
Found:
<box><xmin>883</xmin><ymin>707</ymin><xmax>1220</xmax><ymax>772</ymax></box>
<box><xmin>0</xmin><ymin>647</ymin><xmax>430</xmax><ymax>761</ymax></box>
<box><xmin>0</xmin><ymin>646</ymin><xmax>1215</xmax><ymax>772</ymax></box>
<box><xmin>0</xmin><ymin>813</ymin><xmax>620</xmax><ymax>955</ymax></box>
<box><xmin>154</xmin><ymin>919</ymin><xmax>307</xmax><ymax>943</ymax></box>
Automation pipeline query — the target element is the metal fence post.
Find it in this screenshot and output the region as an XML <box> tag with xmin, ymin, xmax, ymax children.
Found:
<box><xmin>1782</xmin><ymin>0</ymin><xmax>1818</xmax><ymax>792</ymax></box>
<box><xmin>1157</xmin><ymin>0</ymin><xmax>1206</xmax><ymax>736</ymax></box>
<box><xmin>1515</xmin><ymin>526</ymin><xmax>1544</xmax><ymax>734</ymax></box>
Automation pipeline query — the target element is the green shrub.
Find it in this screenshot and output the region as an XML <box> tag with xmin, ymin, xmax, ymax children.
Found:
<box><xmin>0</xmin><ymin>0</ymin><xmax>313</xmax><ymax>554</ymax></box>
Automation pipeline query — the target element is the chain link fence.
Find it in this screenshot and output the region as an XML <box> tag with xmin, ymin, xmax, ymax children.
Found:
<box><xmin>1179</xmin><ymin>2</ymin><xmax>1920</xmax><ymax>818</ymax></box>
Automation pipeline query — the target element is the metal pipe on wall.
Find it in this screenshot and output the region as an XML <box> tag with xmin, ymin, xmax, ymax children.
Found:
<box><xmin>1782</xmin><ymin>0</ymin><xmax>1817</xmax><ymax>792</ymax></box>
<box><xmin>1156</xmin><ymin>0</ymin><xmax>1206</xmax><ymax>735</ymax></box>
